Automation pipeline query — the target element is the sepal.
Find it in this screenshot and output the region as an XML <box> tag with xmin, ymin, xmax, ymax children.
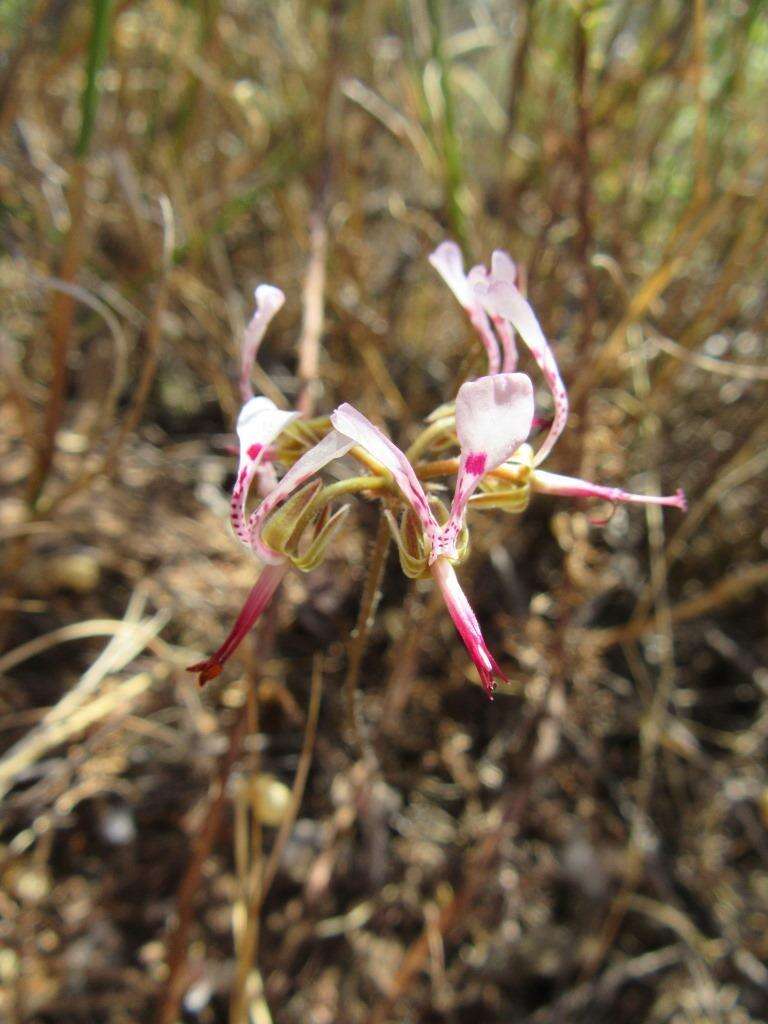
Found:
<box><xmin>289</xmin><ymin>504</ymin><xmax>351</xmax><ymax>572</ymax></box>
<box><xmin>260</xmin><ymin>479</ymin><xmax>324</xmax><ymax>554</ymax></box>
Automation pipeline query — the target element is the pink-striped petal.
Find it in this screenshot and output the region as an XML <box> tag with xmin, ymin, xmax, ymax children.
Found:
<box><xmin>331</xmin><ymin>403</ymin><xmax>440</xmax><ymax>545</ymax></box>
<box><xmin>532</xmin><ymin>470</ymin><xmax>687</xmax><ymax>510</ymax></box>
<box><xmin>431</xmin><ymin>557</ymin><xmax>507</xmax><ymax>699</ymax></box>
<box><xmin>248</xmin><ymin>429</ymin><xmax>354</xmax><ymax>564</ymax></box>
<box><xmin>240</xmin><ymin>284</ymin><xmax>285</xmax><ymax>402</ymax></box>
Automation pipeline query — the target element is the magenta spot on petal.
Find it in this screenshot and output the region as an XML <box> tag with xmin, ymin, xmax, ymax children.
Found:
<box><xmin>465</xmin><ymin>452</ymin><xmax>487</xmax><ymax>476</ymax></box>
<box><xmin>247</xmin><ymin>444</ymin><xmax>263</xmax><ymax>461</ymax></box>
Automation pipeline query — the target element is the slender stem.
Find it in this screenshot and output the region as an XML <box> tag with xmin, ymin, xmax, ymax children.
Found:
<box><xmin>426</xmin><ymin>0</ymin><xmax>467</xmax><ymax>249</ymax></box>
<box><xmin>156</xmin><ymin>707</ymin><xmax>250</xmax><ymax>1024</ymax></box>
<box><xmin>297</xmin><ymin>212</ymin><xmax>328</xmax><ymax>417</ymax></box>
<box><xmin>27</xmin><ymin>0</ymin><xmax>113</xmax><ymax>509</ymax></box>
<box><xmin>39</xmin><ymin>196</ymin><xmax>173</xmax><ymax>516</ymax></box>
<box><xmin>320</xmin><ymin>475</ymin><xmax>389</xmax><ymax>503</ymax></box>
<box><xmin>76</xmin><ymin>0</ymin><xmax>113</xmax><ymax>158</ymax></box>
<box><xmin>343</xmin><ymin>513</ymin><xmax>390</xmax><ymax>750</ymax></box>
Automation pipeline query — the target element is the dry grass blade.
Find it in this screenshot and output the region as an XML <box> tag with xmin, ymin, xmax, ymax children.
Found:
<box><xmin>3</xmin><ymin>3</ymin><xmax>766</xmax><ymax>1020</ymax></box>
<box><xmin>0</xmin><ymin>591</ymin><xmax>168</xmax><ymax>800</ymax></box>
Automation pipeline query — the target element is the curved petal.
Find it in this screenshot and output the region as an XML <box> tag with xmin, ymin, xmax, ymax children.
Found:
<box><xmin>474</xmin><ymin>263</ymin><xmax>568</xmax><ymax>464</ymax></box>
<box><xmin>230</xmin><ymin>397</ymin><xmax>299</xmax><ymax>546</ymax></box>
<box><xmin>248</xmin><ymin>428</ymin><xmax>354</xmax><ymax>564</ymax></box>
<box><xmin>240</xmin><ymin>284</ymin><xmax>285</xmax><ymax>402</ymax></box>
<box><xmin>430</xmin><ymin>557</ymin><xmax>507</xmax><ymax>699</ymax></box>
<box><xmin>488</xmin><ymin>253</ymin><xmax>519</xmax><ymax>371</ymax></box>
<box><xmin>331</xmin><ymin>403</ymin><xmax>440</xmax><ymax>542</ymax></box>
<box><xmin>532</xmin><ymin>470</ymin><xmax>687</xmax><ymax>510</ymax></box>
<box><xmin>187</xmin><ymin>562</ymin><xmax>289</xmax><ymax>685</ymax></box>
<box><xmin>429</xmin><ymin>240</ymin><xmax>472</xmax><ymax>306</ymax></box>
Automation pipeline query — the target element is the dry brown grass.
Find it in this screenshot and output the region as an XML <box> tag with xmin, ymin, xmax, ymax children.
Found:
<box><xmin>1</xmin><ymin>2</ymin><xmax>767</xmax><ymax>1022</ymax></box>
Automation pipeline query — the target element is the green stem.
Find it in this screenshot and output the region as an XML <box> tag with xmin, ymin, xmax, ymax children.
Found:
<box><xmin>405</xmin><ymin>415</ymin><xmax>456</xmax><ymax>463</ymax></box>
<box><xmin>76</xmin><ymin>0</ymin><xmax>113</xmax><ymax>159</ymax></box>
<box><xmin>426</xmin><ymin>0</ymin><xmax>468</xmax><ymax>249</ymax></box>
<box><xmin>320</xmin><ymin>475</ymin><xmax>389</xmax><ymax>503</ymax></box>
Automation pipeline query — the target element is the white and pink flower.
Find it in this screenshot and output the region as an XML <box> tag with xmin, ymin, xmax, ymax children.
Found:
<box><xmin>191</xmin><ymin>244</ymin><xmax>687</xmax><ymax>696</ymax></box>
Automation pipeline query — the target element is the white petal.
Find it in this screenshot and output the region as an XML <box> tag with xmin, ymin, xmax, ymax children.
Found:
<box><xmin>236</xmin><ymin>396</ymin><xmax>298</xmax><ymax>461</ymax></box>
<box><xmin>454</xmin><ymin>373</ymin><xmax>534</xmax><ymax>471</ymax></box>
<box><xmin>490</xmin><ymin>250</ymin><xmax>516</xmax><ymax>286</ymax></box>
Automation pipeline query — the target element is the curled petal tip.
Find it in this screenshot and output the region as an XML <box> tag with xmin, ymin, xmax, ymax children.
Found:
<box><xmin>481</xmin><ymin>656</ymin><xmax>507</xmax><ymax>700</ymax></box>
<box><xmin>187</xmin><ymin>659</ymin><xmax>223</xmax><ymax>686</ymax></box>
<box><xmin>254</xmin><ymin>283</ymin><xmax>285</xmax><ymax>312</ymax></box>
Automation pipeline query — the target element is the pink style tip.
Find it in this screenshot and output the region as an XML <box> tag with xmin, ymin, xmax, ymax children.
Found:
<box><xmin>186</xmin><ymin>563</ymin><xmax>288</xmax><ymax>687</ymax></box>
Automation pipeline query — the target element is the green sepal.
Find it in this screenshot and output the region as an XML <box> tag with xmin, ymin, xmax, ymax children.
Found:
<box><xmin>425</xmin><ymin>401</ymin><xmax>455</xmax><ymax>423</ymax></box>
<box><xmin>384</xmin><ymin>509</ymin><xmax>430</xmax><ymax>579</ymax></box>
<box><xmin>275</xmin><ymin>417</ymin><xmax>332</xmax><ymax>466</ymax></box>
<box><xmin>290</xmin><ymin>504</ymin><xmax>351</xmax><ymax>572</ymax></box>
<box><xmin>260</xmin><ymin>479</ymin><xmax>324</xmax><ymax>553</ymax></box>
<box><xmin>470</xmin><ymin>485</ymin><xmax>531</xmax><ymax>514</ymax></box>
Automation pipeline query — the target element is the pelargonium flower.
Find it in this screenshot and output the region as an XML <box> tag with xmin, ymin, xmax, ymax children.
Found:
<box><xmin>190</xmin><ymin>243</ymin><xmax>688</xmax><ymax>700</ymax></box>
<box><xmin>189</xmin><ymin>421</ymin><xmax>356</xmax><ymax>685</ymax></box>
<box><xmin>330</xmin><ymin>373</ymin><xmax>535</xmax><ymax>696</ymax></box>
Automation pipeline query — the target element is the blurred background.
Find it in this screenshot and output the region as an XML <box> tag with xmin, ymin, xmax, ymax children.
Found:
<box><xmin>1</xmin><ymin>1</ymin><xmax>767</xmax><ymax>1021</ymax></box>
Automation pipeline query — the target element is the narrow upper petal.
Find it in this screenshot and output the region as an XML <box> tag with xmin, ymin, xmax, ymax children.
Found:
<box><xmin>430</xmin><ymin>242</ymin><xmax>500</xmax><ymax>374</ymax></box>
<box><xmin>240</xmin><ymin>284</ymin><xmax>286</xmax><ymax>402</ymax></box>
<box><xmin>474</xmin><ymin>264</ymin><xmax>568</xmax><ymax>465</ymax></box>
<box><xmin>331</xmin><ymin>403</ymin><xmax>439</xmax><ymax>540</ymax></box>
<box><xmin>490</xmin><ymin>250</ymin><xmax>516</xmax><ymax>287</ymax></box>
<box><xmin>248</xmin><ymin>428</ymin><xmax>354</xmax><ymax>563</ymax></box>
<box><xmin>429</xmin><ymin>240</ymin><xmax>472</xmax><ymax>307</ymax></box>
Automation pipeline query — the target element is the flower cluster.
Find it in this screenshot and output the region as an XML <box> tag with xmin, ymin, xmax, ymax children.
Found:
<box><xmin>189</xmin><ymin>242</ymin><xmax>686</xmax><ymax>698</ymax></box>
